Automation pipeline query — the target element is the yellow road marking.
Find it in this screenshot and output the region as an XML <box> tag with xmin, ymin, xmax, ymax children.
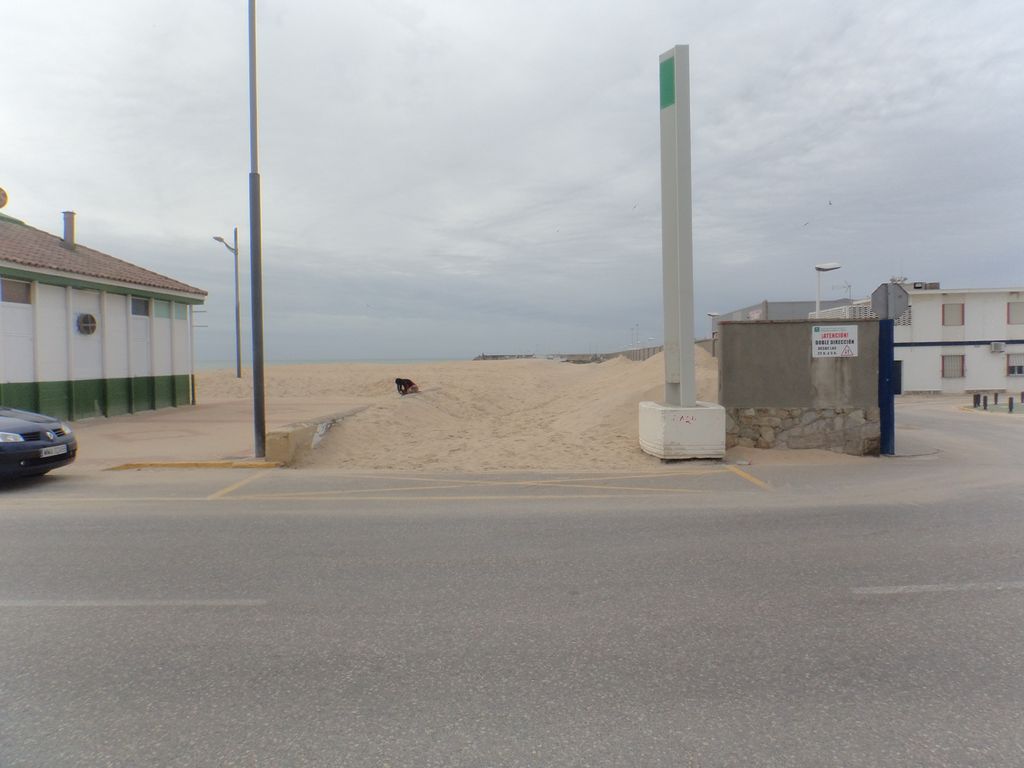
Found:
<box><xmin>244</xmin><ymin>483</ymin><xmax>503</xmax><ymax>497</ymax></box>
<box><xmin>0</xmin><ymin>497</ymin><xmax>210</xmax><ymax>504</ymax></box>
<box><xmin>255</xmin><ymin>472</ymin><xmax>729</xmax><ymax>498</ymax></box>
<box><xmin>517</xmin><ymin>471</ymin><xmax>725</xmax><ymax>487</ymax></box>
<box><xmin>2</xmin><ymin>467</ymin><xmax>756</xmax><ymax>505</ymax></box>
<box><xmin>330</xmin><ymin>468</ymin><xmax>726</xmax><ymax>489</ymax></box>
<box><xmin>726</xmin><ymin>464</ymin><xmax>771</xmax><ymax>491</ymax></box>
<box><xmin>227</xmin><ymin>491</ymin><xmax>701</xmax><ymax>502</ymax></box>
<box><xmin>219</xmin><ymin>473</ymin><xmax>741</xmax><ymax>500</ymax></box>
<box><xmin>358</xmin><ymin>467</ymin><xmax>722</xmax><ymax>481</ymax></box>
<box><xmin>207</xmin><ymin>470</ymin><xmax>275</xmax><ymax>500</ymax></box>
<box><xmin>497</xmin><ymin>481</ymin><xmax>703</xmax><ymax>494</ymax></box>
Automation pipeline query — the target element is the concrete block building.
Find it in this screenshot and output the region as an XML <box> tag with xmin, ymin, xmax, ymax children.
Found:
<box><xmin>0</xmin><ymin>211</ymin><xmax>206</xmax><ymax>420</ymax></box>
<box><xmin>718</xmin><ymin>319</ymin><xmax>881</xmax><ymax>455</ymax></box>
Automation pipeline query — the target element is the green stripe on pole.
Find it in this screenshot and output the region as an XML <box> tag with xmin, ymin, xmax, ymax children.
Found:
<box><xmin>660</xmin><ymin>57</ymin><xmax>675</xmax><ymax>109</ymax></box>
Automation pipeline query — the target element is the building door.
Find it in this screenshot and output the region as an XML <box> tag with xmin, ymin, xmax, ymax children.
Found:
<box><xmin>1</xmin><ymin>279</ymin><xmax>35</xmax><ymax>403</ymax></box>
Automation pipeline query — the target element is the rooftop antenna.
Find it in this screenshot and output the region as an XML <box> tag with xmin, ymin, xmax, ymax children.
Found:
<box><xmin>832</xmin><ymin>280</ymin><xmax>852</xmax><ymax>299</ymax></box>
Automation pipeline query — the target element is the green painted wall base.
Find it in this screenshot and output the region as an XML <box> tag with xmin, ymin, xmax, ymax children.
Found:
<box><xmin>0</xmin><ymin>375</ymin><xmax>194</xmax><ymax>421</ymax></box>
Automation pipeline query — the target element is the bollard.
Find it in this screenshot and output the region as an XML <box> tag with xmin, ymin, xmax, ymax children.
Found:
<box><xmin>1010</xmin><ymin>397</ymin><xmax>1015</xmax><ymax>413</ymax></box>
<box><xmin>983</xmin><ymin>395</ymin><xmax>988</xmax><ymax>410</ymax></box>
<box><xmin>973</xmin><ymin>393</ymin><xmax>981</xmax><ymax>408</ymax></box>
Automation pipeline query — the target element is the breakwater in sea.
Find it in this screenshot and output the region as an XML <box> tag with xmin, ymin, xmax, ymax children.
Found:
<box><xmin>474</xmin><ymin>346</ymin><xmax>664</xmax><ymax>364</ymax></box>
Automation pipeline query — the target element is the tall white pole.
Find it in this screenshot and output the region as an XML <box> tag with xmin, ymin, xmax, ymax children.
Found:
<box><xmin>640</xmin><ymin>44</ymin><xmax>725</xmax><ymax>460</ymax></box>
<box><xmin>659</xmin><ymin>46</ymin><xmax>696</xmax><ymax>407</ymax></box>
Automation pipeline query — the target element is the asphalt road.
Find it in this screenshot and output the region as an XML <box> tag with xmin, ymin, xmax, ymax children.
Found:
<box><xmin>0</xmin><ymin>401</ymin><xmax>1021</xmax><ymax>767</ymax></box>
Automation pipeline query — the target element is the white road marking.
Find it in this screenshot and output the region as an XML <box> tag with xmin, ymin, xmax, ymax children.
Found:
<box><xmin>853</xmin><ymin>581</ymin><xmax>1024</xmax><ymax>595</ymax></box>
<box><xmin>0</xmin><ymin>599</ymin><xmax>267</xmax><ymax>608</ymax></box>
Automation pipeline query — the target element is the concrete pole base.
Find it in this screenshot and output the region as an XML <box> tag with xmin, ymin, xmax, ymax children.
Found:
<box><xmin>639</xmin><ymin>401</ymin><xmax>726</xmax><ymax>459</ymax></box>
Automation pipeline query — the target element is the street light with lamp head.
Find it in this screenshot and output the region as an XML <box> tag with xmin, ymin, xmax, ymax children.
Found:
<box><xmin>213</xmin><ymin>228</ymin><xmax>242</xmax><ymax>379</ymax></box>
<box><xmin>247</xmin><ymin>0</ymin><xmax>267</xmax><ymax>458</ymax></box>
<box><xmin>814</xmin><ymin>262</ymin><xmax>842</xmax><ymax>317</ymax></box>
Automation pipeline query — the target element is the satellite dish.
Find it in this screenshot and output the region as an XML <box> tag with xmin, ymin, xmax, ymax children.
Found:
<box><xmin>0</xmin><ymin>188</ymin><xmax>7</xmax><ymax>209</ymax></box>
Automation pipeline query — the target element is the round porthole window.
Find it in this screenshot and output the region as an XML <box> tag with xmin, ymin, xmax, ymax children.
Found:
<box><xmin>77</xmin><ymin>313</ymin><xmax>98</xmax><ymax>335</ymax></box>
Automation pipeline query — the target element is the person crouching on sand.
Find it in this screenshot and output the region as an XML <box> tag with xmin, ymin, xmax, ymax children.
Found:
<box><xmin>395</xmin><ymin>378</ymin><xmax>419</xmax><ymax>395</ymax></box>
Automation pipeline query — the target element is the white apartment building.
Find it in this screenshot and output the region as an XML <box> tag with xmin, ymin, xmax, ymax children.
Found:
<box><xmin>813</xmin><ymin>282</ymin><xmax>1024</xmax><ymax>394</ymax></box>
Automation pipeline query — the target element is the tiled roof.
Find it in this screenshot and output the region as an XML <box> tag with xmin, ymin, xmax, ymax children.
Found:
<box><xmin>0</xmin><ymin>214</ymin><xmax>206</xmax><ymax>298</ymax></box>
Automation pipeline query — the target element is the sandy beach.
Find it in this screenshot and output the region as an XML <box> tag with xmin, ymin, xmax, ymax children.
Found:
<box><xmin>194</xmin><ymin>349</ymin><xmax>720</xmax><ymax>471</ymax></box>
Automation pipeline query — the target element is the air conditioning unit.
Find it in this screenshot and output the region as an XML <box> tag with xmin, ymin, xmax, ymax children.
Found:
<box><xmin>926</xmin><ymin>282</ymin><xmax>941</xmax><ymax>289</ymax></box>
<box><xmin>990</xmin><ymin>341</ymin><xmax>1006</xmax><ymax>352</ymax></box>
<box><xmin>913</xmin><ymin>282</ymin><xmax>925</xmax><ymax>289</ymax></box>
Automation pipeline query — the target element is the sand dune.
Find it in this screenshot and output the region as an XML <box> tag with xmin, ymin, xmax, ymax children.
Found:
<box><xmin>195</xmin><ymin>349</ymin><xmax>719</xmax><ymax>471</ymax></box>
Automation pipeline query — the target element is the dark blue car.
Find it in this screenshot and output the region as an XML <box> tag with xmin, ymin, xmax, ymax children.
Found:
<box><xmin>0</xmin><ymin>407</ymin><xmax>77</xmax><ymax>479</ymax></box>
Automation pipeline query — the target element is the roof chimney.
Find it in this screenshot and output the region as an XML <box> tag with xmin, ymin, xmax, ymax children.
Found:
<box><xmin>62</xmin><ymin>210</ymin><xmax>76</xmax><ymax>250</ymax></box>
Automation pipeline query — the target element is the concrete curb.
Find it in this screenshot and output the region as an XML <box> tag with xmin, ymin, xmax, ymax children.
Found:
<box><xmin>265</xmin><ymin>406</ymin><xmax>369</xmax><ymax>466</ymax></box>
<box><xmin>107</xmin><ymin>460</ymin><xmax>284</xmax><ymax>471</ymax></box>
<box><xmin>99</xmin><ymin>406</ymin><xmax>369</xmax><ymax>471</ymax></box>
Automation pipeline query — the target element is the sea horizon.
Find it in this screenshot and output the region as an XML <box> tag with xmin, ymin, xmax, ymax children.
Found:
<box><xmin>194</xmin><ymin>356</ymin><xmax>473</xmax><ymax>371</ymax></box>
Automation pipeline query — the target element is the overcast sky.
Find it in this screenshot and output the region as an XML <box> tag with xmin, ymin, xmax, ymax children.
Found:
<box><xmin>2</xmin><ymin>0</ymin><xmax>1022</xmax><ymax>363</ymax></box>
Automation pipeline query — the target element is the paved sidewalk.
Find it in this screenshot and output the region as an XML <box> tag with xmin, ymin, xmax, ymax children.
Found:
<box><xmin>61</xmin><ymin>393</ymin><xmax>993</xmax><ymax>475</ymax></box>
<box><xmin>66</xmin><ymin>397</ymin><xmax>367</xmax><ymax>471</ymax></box>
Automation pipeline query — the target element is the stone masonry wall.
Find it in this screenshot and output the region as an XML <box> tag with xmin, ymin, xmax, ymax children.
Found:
<box><xmin>726</xmin><ymin>406</ymin><xmax>881</xmax><ymax>456</ymax></box>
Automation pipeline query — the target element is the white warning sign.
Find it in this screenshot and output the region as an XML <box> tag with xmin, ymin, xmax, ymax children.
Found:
<box><xmin>812</xmin><ymin>325</ymin><xmax>858</xmax><ymax>358</ymax></box>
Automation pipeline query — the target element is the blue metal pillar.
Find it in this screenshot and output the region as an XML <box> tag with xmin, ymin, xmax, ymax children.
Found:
<box><xmin>878</xmin><ymin>319</ymin><xmax>895</xmax><ymax>455</ymax></box>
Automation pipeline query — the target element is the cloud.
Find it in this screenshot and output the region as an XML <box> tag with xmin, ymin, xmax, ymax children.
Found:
<box><xmin>2</xmin><ymin>0</ymin><xmax>1022</xmax><ymax>362</ymax></box>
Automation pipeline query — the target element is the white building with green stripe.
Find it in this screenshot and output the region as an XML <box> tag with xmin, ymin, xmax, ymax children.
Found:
<box><xmin>0</xmin><ymin>211</ymin><xmax>206</xmax><ymax>420</ymax></box>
